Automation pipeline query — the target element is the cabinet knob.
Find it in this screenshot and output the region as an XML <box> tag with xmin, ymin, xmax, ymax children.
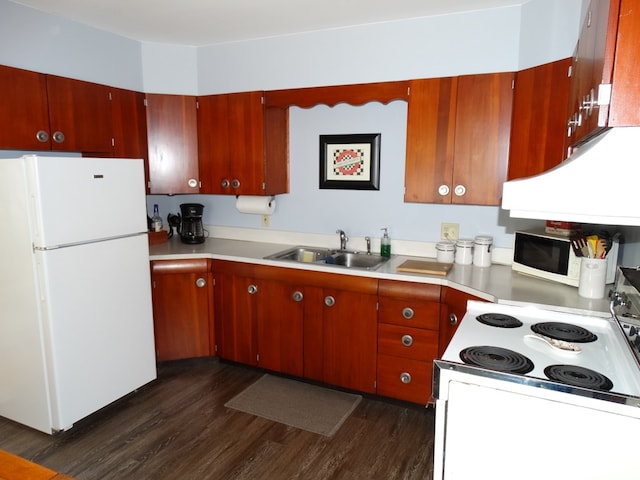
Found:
<box><xmin>247</xmin><ymin>284</ymin><xmax>258</xmax><ymax>295</ymax></box>
<box><xmin>402</xmin><ymin>307</ymin><xmax>414</xmax><ymax>320</ymax></box>
<box><xmin>449</xmin><ymin>313</ymin><xmax>458</xmax><ymax>326</ymax></box>
<box><xmin>52</xmin><ymin>131</ymin><xmax>65</xmax><ymax>143</ymax></box>
<box><xmin>401</xmin><ymin>334</ymin><xmax>413</xmax><ymax>347</ymax></box>
<box><xmin>400</xmin><ymin>372</ymin><xmax>412</xmax><ymax>384</ymax></box>
<box><xmin>438</xmin><ymin>184</ymin><xmax>450</xmax><ymax>196</ymax></box>
<box><xmin>36</xmin><ymin>130</ymin><xmax>49</xmax><ymax>143</ymax></box>
<box><xmin>195</xmin><ymin>278</ymin><xmax>206</xmax><ymax>288</ymax></box>
<box><xmin>453</xmin><ymin>184</ymin><xmax>466</xmax><ymax>196</ymax></box>
<box><xmin>221</xmin><ymin>178</ymin><xmax>230</xmax><ymax>189</ymax></box>
<box><xmin>324</xmin><ymin>295</ymin><xmax>335</xmax><ymax>307</ymax></box>
<box><xmin>231</xmin><ymin>178</ymin><xmax>241</xmax><ymax>189</ymax></box>
<box><xmin>292</xmin><ymin>291</ymin><xmax>303</xmax><ymax>302</ymax></box>
<box><xmin>188</xmin><ymin>178</ymin><xmax>199</xmax><ymax>188</ymax></box>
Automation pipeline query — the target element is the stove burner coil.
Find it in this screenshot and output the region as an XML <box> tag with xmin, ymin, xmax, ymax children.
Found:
<box><xmin>544</xmin><ymin>364</ymin><xmax>613</xmax><ymax>391</ymax></box>
<box><xmin>531</xmin><ymin>322</ymin><xmax>597</xmax><ymax>343</ymax></box>
<box><xmin>476</xmin><ymin>313</ymin><xmax>523</xmax><ymax>328</ymax></box>
<box><xmin>460</xmin><ymin>346</ymin><xmax>534</xmax><ymax>374</ymax></box>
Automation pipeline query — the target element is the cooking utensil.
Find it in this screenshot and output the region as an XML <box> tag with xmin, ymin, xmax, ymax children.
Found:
<box><xmin>570</xmin><ymin>236</ymin><xmax>585</xmax><ymax>257</ymax></box>
<box><xmin>525</xmin><ymin>333</ymin><xmax>582</xmax><ymax>353</ymax></box>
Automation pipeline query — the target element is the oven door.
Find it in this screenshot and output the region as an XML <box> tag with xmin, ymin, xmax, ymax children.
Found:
<box><xmin>435</xmin><ymin>379</ymin><xmax>639</xmax><ymax>480</ymax></box>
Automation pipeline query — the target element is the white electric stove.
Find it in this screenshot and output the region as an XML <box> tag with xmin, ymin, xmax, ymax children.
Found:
<box><xmin>432</xmin><ymin>275</ymin><xmax>640</xmax><ymax>480</ymax></box>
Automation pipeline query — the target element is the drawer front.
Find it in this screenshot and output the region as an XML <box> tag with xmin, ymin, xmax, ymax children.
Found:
<box><xmin>378</xmin><ymin>297</ymin><xmax>439</xmax><ymax>330</ymax></box>
<box><xmin>378</xmin><ymin>323</ymin><xmax>438</xmax><ymax>361</ymax></box>
<box><xmin>377</xmin><ymin>354</ymin><xmax>432</xmax><ymax>405</ymax></box>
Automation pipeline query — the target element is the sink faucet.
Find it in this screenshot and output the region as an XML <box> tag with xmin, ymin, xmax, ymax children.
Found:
<box><xmin>336</xmin><ymin>229</ymin><xmax>349</xmax><ymax>250</ymax></box>
<box><xmin>365</xmin><ymin>236</ymin><xmax>371</xmax><ymax>255</ymax></box>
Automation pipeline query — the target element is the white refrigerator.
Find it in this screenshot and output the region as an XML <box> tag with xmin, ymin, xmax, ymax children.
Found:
<box><xmin>0</xmin><ymin>155</ymin><xmax>157</xmax><ymax>434</ymax></box>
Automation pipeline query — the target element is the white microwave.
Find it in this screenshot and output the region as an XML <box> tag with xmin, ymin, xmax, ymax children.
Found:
<box><xmin>512</xmin><ymin>230</ymin><xmax>618</xmax><ymax>287</ymax></box>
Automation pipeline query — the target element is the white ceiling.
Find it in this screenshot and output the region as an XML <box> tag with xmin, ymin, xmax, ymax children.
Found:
<box><xmin>9</xmin><ymin>0</ymin><xmax>527</xmax><ymax>46</ymax></box>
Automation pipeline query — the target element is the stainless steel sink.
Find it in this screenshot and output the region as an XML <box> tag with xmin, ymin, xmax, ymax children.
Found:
<box><xmin>265</xmin><ymin>246</ymin><xmax>389</xmax><ymax>271</ymax></box>
<box><xmin>327</xmin><ymin>251</ymin><xmax>389</xmax><ymax>269</ymax></box>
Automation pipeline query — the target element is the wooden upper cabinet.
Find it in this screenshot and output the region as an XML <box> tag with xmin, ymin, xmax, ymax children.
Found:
<box><xmin>508</xmin><ymin>58</ymin><xmax>572</xmax><ymax>180</ymax></box>
<box><xmin>452</xmin><ymin>72</ymin><xmax>514</xmax><ymax>205</ymax></box>
<box><xmin>405</xmin><ymin>73</ymin><xmax>514</xmax><ymax>206</ymax></box>
<box><xmin>146</xmin><ymin>93</ymin><xmax>200</xmax><ymax>194</ymax></box>
<box><xmin>0</xmin><ymin>65</ymin><xmax>112</xmax><ymax>153</ymax></box>
<box><xmin>197</xmin><ymin>91</ymin><xmax>288</xmax><ymax>195</ymax></box>
<box><xmin>111</xmin><ymin>87</ymin><xmax>148</xmax><ymax>161</ymax></box>
<box><xmin>404</xmin><ymin>77</ymin><xmax>457</xmax><ymax>204</ymax></box>
<box><xmin>45</xmin><ymin>75</ymin><xmax>113</xmax><ymax>154</ymax></box>
<box><xmin>0</xmin><ymin>65</ymin><xmax>50</xmax><ymax>150</ymax></box>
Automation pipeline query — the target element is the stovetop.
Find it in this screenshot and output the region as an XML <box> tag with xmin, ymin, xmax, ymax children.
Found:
<box><xmin>441</xmin><ymin>301</ymin><xmax>640</xmax><ymax>397</ymax></box>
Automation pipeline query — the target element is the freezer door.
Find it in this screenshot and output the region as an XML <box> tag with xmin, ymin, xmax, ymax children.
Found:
<box><xmin>37</xmin><ymin>234</ymin><xmax>156</xmax><ymax>431</ymax></box>
<box><xmin>26</xmin><ymin>156</ymin><xmax>147</xmax><ymax>248</ymax></box>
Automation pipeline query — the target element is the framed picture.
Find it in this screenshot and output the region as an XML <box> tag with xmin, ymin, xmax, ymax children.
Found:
<box><xmin>319</xmin><ymin>133</ymin><xmax>381</xmax><ymax>190</ymax></box>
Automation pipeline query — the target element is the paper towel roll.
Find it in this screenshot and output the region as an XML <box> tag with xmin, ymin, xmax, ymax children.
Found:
<box><xmin>236</xmin><ymin>195</ymin><xmax>276</xmax><ymax>215</ymax></box>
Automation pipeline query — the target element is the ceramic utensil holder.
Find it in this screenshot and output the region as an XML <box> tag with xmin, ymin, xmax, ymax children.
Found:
<box><xmin>578</xmin><ymin>258</ymin><xmax>607</xmax><ymax>299</ymax></box>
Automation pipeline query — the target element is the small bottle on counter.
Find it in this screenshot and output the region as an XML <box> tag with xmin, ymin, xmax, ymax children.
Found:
<box><xmin>151</xmin><ymin>204</ymin><xmax>163</xmax><ymax>232</ymax></box>
<box><xmin>436</xmin><ymin>241</ymin><xmax>455</xmax><ymax>263</ymax></box>
<box><xmin>455</xmin><ymin>238</ymin><xmax>474</xmax><ymax>265</ymax></box>
<box><xmin>380</xmin><ymin>227</ymin><xmax>391</xmax><ymax>258</ymax></box>
<box><xmin>473</xmin><ymin>235</ymin><xmax>493</xmax><ymax>267</ymax></box>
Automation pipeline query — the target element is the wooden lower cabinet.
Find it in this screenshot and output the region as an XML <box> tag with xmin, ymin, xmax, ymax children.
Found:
<box><xmin>150</xmin><ymin>259</ymin><xmax>213</xmax><ymax>362</ymax></box>
<box><xmin>439</xmin><ymin>287</ymin><xmax>487</xmax><ymax>356</ymax></box>
<box><xmin>213</xmin><ymin>261</ymin><xmax>304</xmax><ymax>377</ymax></box>
<box><xmin>377</xmin><ymin>280</ymin><xmax>441</xmax><ymax>404</ymax></box>
<box><xmin>213</xmin><ymin>261</ymin><xmax>378</xmax><ymax>393</ymax></box>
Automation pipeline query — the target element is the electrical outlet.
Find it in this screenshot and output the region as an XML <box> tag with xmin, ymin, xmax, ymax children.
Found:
<box><xmin>441</xmin><ymin>223</ymin><xmax>459</xmax><ymax>241</ymax></box>
<box><xmin>261</xmin><ymin>215</ymin><xmax>270</xmax><ymax>227</ymax></box>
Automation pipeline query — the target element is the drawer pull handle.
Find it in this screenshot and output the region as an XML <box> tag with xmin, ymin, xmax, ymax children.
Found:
<box><xmin>449</xmin><ymin>313</ymin><xmax>458</xmax><ymax>326</ymax></box>
<box><xmin>400</xmin><ymin>372</ymin><xmax>412</xmax><ymax>384</ymax></box>
<box><xmin>324</xmin><ymin>295</ymin><xmax>335</xmax><ymax>307</ymax></box>
<box><xmin>248</xmin><ymin>284</ymin><xmax>258</xmax><ymax>295</ymax></box>
<box><xmin>401</xmin><ymin>334</ymin><xmax>413</xmax><ymax>347</ymax></box>
<box><xmin>402</xmin><ymin>307</ymin><xmax>414</xmax><ymax>320</ymax></box>
<box><xmin>195</xmin><ymin>278</ymin><xmax>206</xmax><ymax>288</ymax></box>
<box><xmin>292</xmin><ymin>291</ymin><xmax>303</xmax><ymax>302</ymax></box>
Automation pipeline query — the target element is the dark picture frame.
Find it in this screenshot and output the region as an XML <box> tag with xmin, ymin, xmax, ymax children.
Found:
<box><xmin>319</xmin><ymin>133</ymin><xmax>381</xmax><ymax>190</ymax></box>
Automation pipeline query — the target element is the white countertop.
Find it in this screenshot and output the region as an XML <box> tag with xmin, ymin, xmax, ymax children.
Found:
<box><xmin>149</xmin><ymin>236</ymin><xmax>613</xmax><ymax>317</ymax></box>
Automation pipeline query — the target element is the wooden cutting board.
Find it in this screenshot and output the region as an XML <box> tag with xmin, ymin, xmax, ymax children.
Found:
<box><xmin>396</xmin><ymin>259</ymin><xmax>453</xmax><ymax>276</ymax></box>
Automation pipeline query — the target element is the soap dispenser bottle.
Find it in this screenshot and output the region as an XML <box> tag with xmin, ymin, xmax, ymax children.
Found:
<box><xmin>380</xmin><ymin>228</ymin><xmax>391</xmax><ymax>258</ymax></box>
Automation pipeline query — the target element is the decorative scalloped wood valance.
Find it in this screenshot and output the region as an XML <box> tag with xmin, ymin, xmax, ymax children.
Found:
<box><xmin>264</xmin><ymin>80</ymin><xmax>410</xmax><ymax>108</ymax></box>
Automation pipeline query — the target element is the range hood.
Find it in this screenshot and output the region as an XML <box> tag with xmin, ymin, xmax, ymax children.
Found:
<box><xmin>502</xmin><ymin>127</ymin><xmax>640</xmax><ymax>226</ymax></box>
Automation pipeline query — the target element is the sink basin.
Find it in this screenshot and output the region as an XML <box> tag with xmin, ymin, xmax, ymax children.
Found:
<box><xmin>265</xmin><ymin>246</ymin><xmax>389</xmax><ymax>271</ymax></box>
<box><xmin>327</xmin><ymin>252</ymin><xmax>389</xmax><ymax>270</ymax></box>
<box><xmin>265</xmin><ymin>246</ymin><xmax>336</xmax><ymax>263</ymax></box>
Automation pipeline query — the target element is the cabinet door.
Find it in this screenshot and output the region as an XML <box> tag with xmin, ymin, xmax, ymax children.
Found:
<box><xmin>439</xmin><ymin>287</ymin><xmax>487</xmax><ymax>356</ymax></box>
<box><xmin>213</xmin><ymin>271</ymin><xmax>257</xmax><ymax>365</ymax></box>
<box><xmin>198</xmin><ymin>91</ymin><xmax>266</xmax><ymax>195</ymax></box>
<box><xmin>452</xmin><ymin>72</ymin><xmax>514</xmax><ymax>205</ymax></box>
<box><xmin>0</xmin><ymin>65</ymin><xmax>50</xmax><ymax>150</ymax></box>
<box><xmin>404</xmin><ymin>77</ymin><xmax>457</xmax><ymax>204</ymax></box>
<box><xmin>45</xmin><ymin>75</ymin><xmax>113</xmax><ymax>154</ymax></box>
<box><xmin>111</xmin><ymin>88</ymin><xmax>148</xmax><ymax>159</ymax></box>
<box><xmin>508</xmin><ymin>58</ymin><xmax>572</xmax><ymax>180</ymax></box>
<box><xmin>151</xmin><ymin>262</ymin><xmax>212</xmax><ymax>362</ymax></box>
<box><xmin>255</xmin><ymin>280</ymin><xmax>304</xmax><ymax>376</ymax></box>
<box><xmin>321</xmin><ymin>288</ymin><xmax>378</xmax><ymax>393</ymax></box>
<box><xmin>146</xmin><ymin>94</ymin><xmax>199</xmax><ymax>194</ymax></box>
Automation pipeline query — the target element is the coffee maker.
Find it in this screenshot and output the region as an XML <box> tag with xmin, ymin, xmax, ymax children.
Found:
<box><xmin>178</xmin><ymin>203</ymin><xmax>205</xmax><ymax>244</ymax></box>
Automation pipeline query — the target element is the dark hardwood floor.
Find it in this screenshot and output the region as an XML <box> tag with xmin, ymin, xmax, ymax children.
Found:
<box><xmin>0</xmin><ymin>359</ymin><xmax>435</xmax><ymax>479</ymax></box>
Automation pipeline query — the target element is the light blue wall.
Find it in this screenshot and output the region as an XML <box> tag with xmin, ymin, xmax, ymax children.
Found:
<box><xmin>9</xmin><ymin>0</ymin><xmax>626</xmax><ymax>255</ymax></box>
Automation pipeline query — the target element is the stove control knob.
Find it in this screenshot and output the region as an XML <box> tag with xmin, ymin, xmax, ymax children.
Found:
<box><xmin>400</xmin><ymin>372</ymin><xmax>412</xmax><ymax>384</ymax></box>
